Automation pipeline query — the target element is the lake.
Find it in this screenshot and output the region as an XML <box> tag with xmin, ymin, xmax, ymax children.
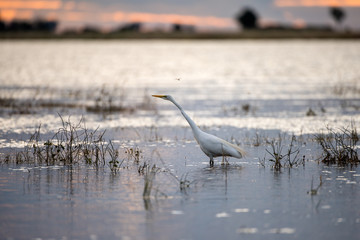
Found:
<box><xmin>0</xmin><ymin>40</ymin><xmax>360</xmax><ymax>240</ymax></box>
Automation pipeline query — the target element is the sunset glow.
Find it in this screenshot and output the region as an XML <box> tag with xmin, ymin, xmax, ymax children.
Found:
<box><xmin>119</xmin><ymin>12</ymin><xmax>232</xmax><ymax>27</ymax></box>
<box><xmin>0</xmin><ymin>9</ymin><xmax>34</xmax><ymax>21</ymax></box>
<box><xmin>275</xmin><ymin>0</ymin><xmax>360</xmax><ymax>7</ymax></box>
<box><xmin>0</xmin><ymin>0</ymin><xmax>61</xmax><ymax>9</ymax></box>
<box><xmin>1</xmin><ymin>0</ymin><xmax>359</xmax><ymax>31</ymax></box>
<box><xmin>0</xmin><ymin>0</ymin><xmax>234</xmax><ymax>29</ymax></box>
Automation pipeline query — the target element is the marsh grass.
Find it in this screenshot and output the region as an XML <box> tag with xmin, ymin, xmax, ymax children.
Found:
<box><xmin>264</xmin><ymin>134</ymin><xmax>304</xmax><ymax>170</ymax></box>
<box><xmin>142</xmin><ymin>164</ymin><xmax>160</xmax><ymax>198</ymax></box>
<box><xmin>137</xmin><ymin>161</ymin><xmax>149</xmax><ymax>175</ymax></box>
<box><xmin>1</xmin><ymin>115</ymin><xmax>125</xmax><ymax>172</ymax></box>
<box><xmin>154</xmin><ymin>150</ymin><xmax>193</xmax><ymax>191</ymax></box>
<box><xmin>315</xmin><ymin>123</ymin><xmax>359</xmax><ymax>166</ymax></box>
<box><xmin>141</xmin><ymin>162</ymin><xmax>166</xmax><ymax>211</ymax></box>
<box><xmin>252</xmin><ymin>131</ymin><xmax>269</xmax><ymax>147</ymax></box>
<box><xmin>107</xmin><ymin>140</ymin><xmax>124</xmax><ymax>173</ymax></box>
<box><xmin>125</xmin><ymin>146</ymin><xmax>142</xmax><ymax>164</ymax></box>
<box><xmin>149</xmin><ymin>125</ymin><xmax>163</xmax><ymax>141</ymax></box>
<box><xmin>85</xmin><ymin>85</ymin><xmax>133</xmax><ymax>115</ymax></box>
<box><xmin>332</xmin><ymin>77</ymin><xmax>360</xmax><ymax>97</ymax></box>
<box><xmin>222</xmin><ymin>103</ymin><xmax>257</xmax><ymax>116</ymax></box>
<box><xmin>0</xmin><ymin>86</ymin><xmax>157</xmax><ymax>116</ymax></box>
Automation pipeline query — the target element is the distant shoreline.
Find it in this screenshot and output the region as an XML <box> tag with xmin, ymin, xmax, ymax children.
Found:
<box><xmin>1</xmin><ymin>30</ymin><xmax>360</xmax><ymax>40</ymax></box>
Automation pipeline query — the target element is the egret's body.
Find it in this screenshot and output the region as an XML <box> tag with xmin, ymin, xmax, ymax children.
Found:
<box><xmin>152</xmin><ymin>95</ymin><xmax>246</xmax><ymax>166</ymax></box>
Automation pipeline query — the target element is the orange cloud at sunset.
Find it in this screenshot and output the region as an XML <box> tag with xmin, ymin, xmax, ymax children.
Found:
<box><xmin>275</xmin><ymin>0</ymin><xmax>360</xmax><ymax>7</ymax></box>
<box><xmin>0</xmin><ymin>0</ymin><xmax>61</xmax><ymax>9</ymax></box>
<box><xmin>117</xmin><ymin>12</ymin><xmax>232</xmax><ymax>27</ymax></box>
<box><xmin>0</xmin><ymin>0</ymin><xmax>234</xmax><ymax>30</ymax></box>
<box><xmin>63</xmin><ymin>1</ymin><xmax>75</xmax><ymax>11</ymax></box>
<box><xmin>0</xmin><ymin>9</ymin><xmax>34</xmax><ymax>21</ymax></box>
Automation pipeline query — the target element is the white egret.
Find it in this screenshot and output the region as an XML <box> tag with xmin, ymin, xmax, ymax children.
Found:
<box><xmin>152</xmin><ymin>95</ymin><xmax>246</xmax><ymax>166</ymax></box>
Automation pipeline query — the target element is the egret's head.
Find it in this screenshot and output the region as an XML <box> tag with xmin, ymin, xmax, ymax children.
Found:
<box><xmin>152</xmin><ymin>95</ymin><xmax>173</xmax><ymax>101</ymax></box>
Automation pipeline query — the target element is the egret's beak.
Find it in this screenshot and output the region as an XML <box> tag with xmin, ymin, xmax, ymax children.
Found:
<box><xmin>152</xmin><ymin>95</ymin><xmax>166</xmax><ymax>98</ymax></box>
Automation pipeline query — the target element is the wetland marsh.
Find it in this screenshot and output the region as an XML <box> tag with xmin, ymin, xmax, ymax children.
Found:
<box><xmin>1</xmin><ymin>40</ymin><xmax>360</xmax><ymax>240</ymax></box>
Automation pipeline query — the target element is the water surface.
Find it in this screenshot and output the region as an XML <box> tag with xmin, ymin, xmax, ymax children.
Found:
<box><xmin>0</xmin><ymin>40</ymin><xmax>360</xmax><ymax>240</ymax></box>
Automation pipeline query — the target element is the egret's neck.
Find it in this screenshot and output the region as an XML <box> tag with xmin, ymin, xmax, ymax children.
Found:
<box><xmin>170</xmin><ymin>99</ymin><xmax>201</xmax><ymax>136</ymax></box>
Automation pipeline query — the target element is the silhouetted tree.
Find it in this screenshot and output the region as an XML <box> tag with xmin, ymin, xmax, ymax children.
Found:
<box><xmin>172</xmin><ymin>23</ymin><xmax>195</xmax><ymax>33</ymax></box>
<box><xmin>8</xmin><ymin>21</ymin><xmax>33</xmax><ymax>31</ymax></box>
<box><xmin>82</xmin><ymin>26</ymin><xmax>101</xmax><ymax>34</ymax></box>
<box><xmin>173</xmin><ymin>24</ymin><xmax>182</xmax><ymax>32</ymax></box>
<box><xmin>3</xmin><ymin>19</ymin><xmax>57</xmax><ymax>32</ymax></box>
<box><xmin>0</xmin><ymin>13</ymin><xmax>5</xmax><ymax>32</ymax></box>
<box><xmin>330</xmin><ymin>7</ymin><xmax>346</xmax><ymax>28</ymax></box>
<box><xmin>0</xmin><ymin>20</ymin><xmax>5</xmax><ymax>32</ymax></box>
<box><xmin>34</xmin><ymin>19</ymin><xmax>57</xmax><ymax>32</ymax></box>
<box><xmin>117</xmin><ymin>23</ymin><xmax>141</xmax><ymax>32</ymax></box>
<box><xmin>235</xmin><ymin>8</ymin><xmax>259</xmax><ymax>30</ymax></box>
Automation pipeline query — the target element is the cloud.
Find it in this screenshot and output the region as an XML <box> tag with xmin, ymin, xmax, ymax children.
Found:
<box><xmin>0</xmin><ymin>0</ymin><xmax>62</xmax><ymax>9</ymax></box>
<box><xmin>0</xmin><ymin>9</ymin><xmax>34</xmax><ymax>21</ymax></box>
<box><xmin>0</xmin><ymin>0</ymin><xmax>234</xmax><ymax>29</ymax></box>
<box><xmin>275</xmin><ymin>0</ymin><xmax>360</xmax><ymax>7</ymax></box>
<box><xmin>283</xmin><ymin>11</ymin><xmax>306</xmax><ymax>28</ymax></box>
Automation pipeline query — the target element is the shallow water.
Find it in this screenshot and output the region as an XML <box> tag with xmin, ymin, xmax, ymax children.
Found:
<box><xmin>0</xmin><ymin>40</ymin><xmax>360</xmax><ymax>240</ymax></box>
<box><xmin>1</xmin><ymin>143</ymin><xmax>360</xmax><ymax>240</ymax></box>
<box><xmin>1</xmin><ymin>40</ymin><xmax>360</xmax><ymax>134</ymax></box>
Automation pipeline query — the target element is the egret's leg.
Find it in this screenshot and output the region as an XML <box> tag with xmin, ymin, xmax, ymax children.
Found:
<box><xmin>209</xmin><ymin>156</ymin><xmax>214</xmax><ymax>167</ymax></box>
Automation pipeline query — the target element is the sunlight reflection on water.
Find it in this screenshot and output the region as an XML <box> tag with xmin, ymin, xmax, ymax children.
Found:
<box><xmin>1</xmin><ymin>40</ymin><xmax>360</xmax><ymax>138</ymax></box>
<box><xmin>0</xmin><ymin>40</ymin><xmax>360</xmax><ymax>240</ymax></box>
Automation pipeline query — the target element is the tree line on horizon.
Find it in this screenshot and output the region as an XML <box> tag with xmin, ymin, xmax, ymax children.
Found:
<box><xmin>235</xmin><ymin>6</ymin><xmax>347</xmax><ymax>31</ymax></box>
<box><xmin>0</xmin><ymin>6</ymin><xmax>349</xmax><ymax>34</ymax></box>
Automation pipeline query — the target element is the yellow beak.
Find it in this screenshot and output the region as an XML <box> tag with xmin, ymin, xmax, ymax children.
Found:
<box><xmin>152</xmin><ymin>95</ymin><xmax>166</xmax><ymax>98</ymax></box>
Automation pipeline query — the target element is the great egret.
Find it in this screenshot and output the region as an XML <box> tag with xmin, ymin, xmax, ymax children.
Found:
<box><xmin>152</xmin><ymin>95</ymin><xmax>246</xmax><ymax>166</ymax></box>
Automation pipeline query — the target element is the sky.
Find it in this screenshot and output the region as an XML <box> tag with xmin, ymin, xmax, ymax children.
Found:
<box><xmin>0</xmin><ymin>0</ymin><xmax>359</xmax><ymax>32</ymax></box>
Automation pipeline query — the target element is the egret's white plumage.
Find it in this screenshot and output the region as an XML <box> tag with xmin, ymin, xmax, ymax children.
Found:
<box><xmin>152</xmin><ymin>95</ymin><xmax>246</xmax><ymax>166</ymax></box>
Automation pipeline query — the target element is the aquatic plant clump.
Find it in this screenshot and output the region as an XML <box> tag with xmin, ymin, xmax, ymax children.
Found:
<box><xmin>1</xmin><ymin>115</ymin><xmax>122</xmax><ymax>168</ymax></box>
<box><xmin>143</xmin><ymin>164</ymin><xmax>160</xmax><ymax>198</ymax></box>
<box><xmin>263</xmin><ymin>134</ymin><xmax>304</xmax><ymax>170</ymax></box>
<box><xmin>315</xmin><ymin>124</ymin><xmax>359</xmax><ymax>166</ymax></box>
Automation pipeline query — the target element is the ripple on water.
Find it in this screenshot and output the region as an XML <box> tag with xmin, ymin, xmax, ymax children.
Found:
<box><xmin>216</xmin><ymin>212</ymin><xmax>230</xmax><ymax>218</ymax></box>
<box><xmin>171</xmin><ymin>210</ymin><xmax>184</xmax><ymax>215</ymax></box>
<box><xmin>234</xmin><ymin>208</ymin><xmax>250</xmax><ymax>213</ymax></box>
<box><xmin>267</xmin><ymin>228</ymin><xmax>296</xmax><ymax>234</ymax></box>
<box><xmin>236</xmin><ymin>228</ymin><xmax>258</xmax><ymax>234</ymax></box>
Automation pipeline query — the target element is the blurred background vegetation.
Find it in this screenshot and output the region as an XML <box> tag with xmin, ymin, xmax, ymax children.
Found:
<box><xmin>0</xmin><ymin>5</ymin><xmax>358</xmax><ymax>39</ymax></box>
